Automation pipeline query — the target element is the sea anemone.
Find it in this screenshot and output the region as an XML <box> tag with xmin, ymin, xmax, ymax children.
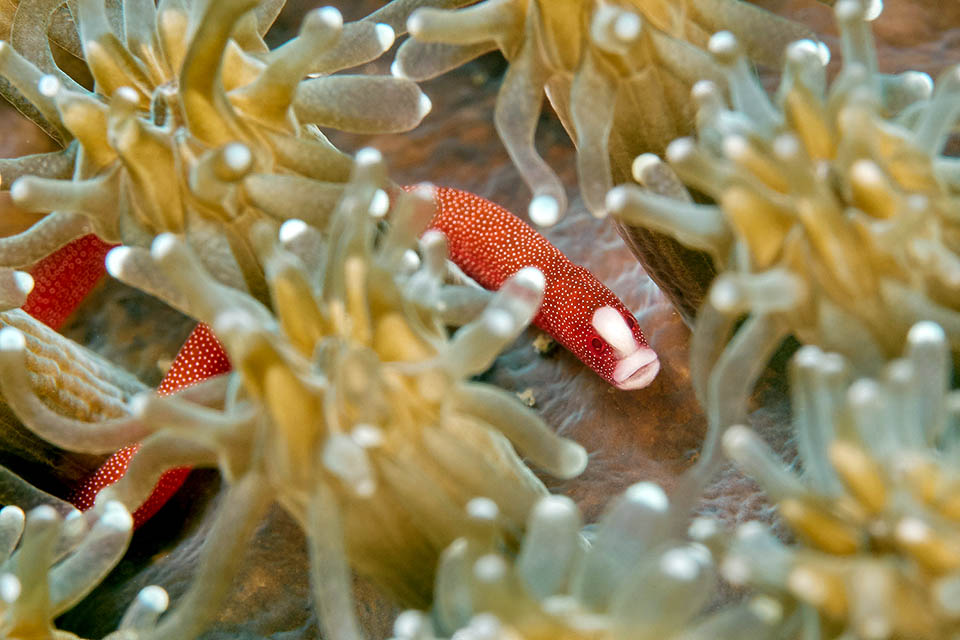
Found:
<box><xmin>0</xmin><ymin>500</ymin><xmax>164</xmax><ymax>639</ymax></box>
<box><xmin>392</xmin><ymin>0</ymin><xmax>815</xmax><ymax>225</ymax></box>
<box><xmin>0</xmin><ymin>0</ymin><xmax>430</xmax><ymax>296</ymax></box>
<box><xmin>389</xmin><ymin>486</ymin><xmax>795</xmax><ymax>640</ymax></box>
<box><xmin>720</xmin><ymin>321</ymin><xmax>960</xmax><ymax>638</ymax></box>
<box><xmin>608</xmin><ymin>0</ymin><xmax>960</xmax><ymax>374</ymax></box>
<box><xmin>0</xmin><ymin>150</ymin><xmax>588</xmax><ymax>638</ymax></box>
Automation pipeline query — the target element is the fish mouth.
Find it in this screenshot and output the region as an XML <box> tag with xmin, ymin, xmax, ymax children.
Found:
<box><xmin>612</xmin><ymin>347</ymin><xmax>660</xmax><ymax>390</ymax></box>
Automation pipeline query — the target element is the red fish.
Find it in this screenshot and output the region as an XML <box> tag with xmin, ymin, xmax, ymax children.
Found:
<box><xmin>430</xmin><ymin>187</ymin><xmax>659</xmax><ymax>390</ymax></box>
<box><xmin>27</xmin><ymin>188</ymin><xmax>658</xmax><ymax>526</ymax></box>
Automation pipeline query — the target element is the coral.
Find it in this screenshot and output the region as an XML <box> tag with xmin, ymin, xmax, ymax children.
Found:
<box><xmin>609</xmin><ymin>0</ymin><xmax>960</xmax><ymax>374</ymax></box>
<box><xmin>719</xmin><ymin>321</ymin><xmax>960</xmax><ymax>638</ymax></box>
<box><xmin>389</xmin><ymin>486</ymin><xmax>792</xmax><ymax>640</ymax></box>
<box><xmin>1</xmin><ymin>150</ymin><xmax>589</xmax><ymax>639</ymax></box>
<box><xmin>0</xmin><ymin>0</ymin><xmax>430</xmax><ymax>296</ymax></box>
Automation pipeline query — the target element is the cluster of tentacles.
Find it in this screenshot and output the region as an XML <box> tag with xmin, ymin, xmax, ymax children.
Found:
<box><xmin>386</xmin><ymin>0</ymin><xmax>815</xmax><ymax>225</ymax></box>
<box><xmin>0</xmin><ymin>499</ymin><xmax>175</xmax><ymax>639</ymax></box>
<box><xmin>388</xmin><ymin>484</ymin><xmax>806</xmax><ymax>640</ymax></box>
<box><xmin>609</xmin><ymin>0</ymin><xmax>960</xmax><ymax>375</ymax></box>
<box><xmin>1</xmin><ymin>149</ymin><xmax>590</xmax><ymax>638</ymax></box>
<box><xmin>0</xmin><ymin>0</ymin><xmax>429</xmax><ymax>295</ymax></box>
<box><xmin>718</xmin><ymin>321</ymin><xmax>960</xmax><ymax>638</ymax></box>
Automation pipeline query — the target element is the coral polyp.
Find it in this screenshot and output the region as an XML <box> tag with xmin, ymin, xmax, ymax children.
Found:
<box><xmin>0</xmin><ymin>0</ymin><xmax>429</xmax><ymax>291</ymax></box>
<box><xmin>609</xmin><ymin>0</ymin><xmax>960</xmax><ymax>372</ymax></box>
<box><xmin>720</xmin><ymin>321</ymin><xmax>960</xmax><ymax>638</ymax></box>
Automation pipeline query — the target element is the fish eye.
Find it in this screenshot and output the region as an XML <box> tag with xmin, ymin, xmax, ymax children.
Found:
<box><xmin>590</xmin><ymin>337</ymin><xmax>603</xmax><ymax>351</ymax></box>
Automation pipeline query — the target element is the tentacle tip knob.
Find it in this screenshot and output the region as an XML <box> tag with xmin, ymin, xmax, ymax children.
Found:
<box><xmin>707</xmin><ymin>30</ymin><xmax>739</xmax><ymax>60</ymax></box>
<box><xmin>688</xmin><ymin>517</ymin><xmax>720</xmax><ymax>541</ymax></box>
<box><xmin>624</xmin><ymin>481</ymin><xmax>669</xmax><ymax>511</ymax></box>
<box><xmin>528</xmin><ymin>194</ymin><xmax>559</xmax><ymax>226</ymax></box>
<box><xmin>406</xmin><ymin>13</ymin><xmax>425</xmax><ymax>38</ymax></box>
<box><xmin>605</xmin><ymin>185</ymin><xmax>629</xmax><ymax>213</ymax></box>
<box><xmin>466</xmin><ymin>496</ymin><xmax>499</xmax><ymax>521</ymax></box>
<box><xmin>393</xmin><ymin>611</ymin><xmax>429</xmax><ymax>637</ymax></box>
<box><xmin>0</xmin><ymin>504</ymin><xmax>24</xmax><ymax>524</ymax></box>
<box><xmin>150</xmin><ymin>232</ymin><xmax>179</xmax><ymax>261</ymax></box>
<box><xmin>369</xmin><ymin>188</ymin><xmax>390</xmax><ymax>218</ymax></box>
<box><xmin>222</xmin><ymin>142</ymin><xmax>253</xmax><ymax>175</ymax></box>
<box><xmin>515</xmin><ymin>266</ymin><xmax>546</xmax><ymax>292</ymax></box>
<box><xmin>8</xmin><ymin>177</ymin><xmax>30</xmax><ymax>205</ymax></box>
<box><xmin>535</xmin><ymin>494</ymin><xmax>576</xmax><ymax>519</ymax></box>
<box><xmin>420</xmin><ymin>229</ymin><xmax>447</xmax><ymax>249</ymax></box>
<box><xmin>315</xmin><ymin>6</ymin><xmax>343</xmax><ymax>30</ymax></box>
<box><xmin>101</xmin><ymin>500</ymin><xmax>134</xmax><ymax>531</ymax></box>
<box><xmin>864</xmin><ymin>0</ymin><xmax>884</xmax><ymax>20</ymax></box>
<box><xmin>908</xmin><ymin>320</ymin><xmax>946</xmax><ymax>347</ymax></box>
<box><xmin>13</xmin><ymin>271</ymin><xmax>34</xmax><ymax>295</ymax></box>
<box><xmin>902</xmin><ymin>70</ymin><xmax>933</xmax><ymax>99</ymax></box>
<box><xmin>0</xmin><ymin>326</ymin><xmax>25</xmax><ymax>352</ymax></box>
<box><xmin>630</xmin><ymin>152</ymin><xmax>663</xmax><ymax>183</ymax></box>
<box><xmin>355</xmin><ymin>147</ymin><xmax>383</xmax><ymax>167</ymax></box>
<box><xmin>390</xmin><ymin>59</ymin><xmax>408</xmax><ymax>79</ymax></box>
<box><xmin>835</xmin><ymin>0</ymin><xmax>866</xmax><ymax>22</ymax></box>
<box><xmin>375</xmin><ymin>23</ymin><xmax>395</xmax><ymax>50</ymax></box>
<box><xmin>473</xmin><ymin>554</ymin><xmax>508</xmax><ymax>583</ymax></box>
<box><xmin>37</xmin><ymin>74</ymin><xmax>60</xmax><ymax>98</ymax></box>
<box><xmin>30</xmin><ymin>504</ymin><xmax>59</xmax><ymax>524</ymax></box>
<box><xmin>665</xmin><ymin>137</ymin><xmax>696</xmax><ymax>164</ymax></box>
<box><xmin>660</xmin><ymin>547</ymin><xmax>702</xmax><ymax>582</ymax></box>
<box><xmin>279</xmin><ymin>219</ymin><xmax>309</xmax><ymax>244</ymax></box>
<box><xmin>749</xmin><ymin>596</ymin><xmax>784</xmax><ymax>623</ymax></box>
<box><xmin>136</xmin><ymin>585</ymin><xmax>170</xmax><ymax>613</ymax></box>
<box><xmin>401</xmin><ymin>249</ymin><xmax>420</xmax><ymax>271</ymax></box>
<box><xmin>105</xmin><ymin>246</ymin><xmax>133</xmax><ymax>279</ymax></box>
<box><xmin>112</xmin><ymin>85</ymin><xmax>141</xmax><ymax>108</ymax></box>
<box><xmin>787</xmin><ymin>39</ymin><xmax>821</xmax><ymax>64</ymax></box>
<box><xmin>418</xmin><ymin>92</ymin><xmax>433</xmax><ymax>119</ymax></box>
<box><xmin>558</xmin><ymin>442</ymin><xmax>588</xmax><ymax>478</ymax></box>
<box><xmin>0</xmin><ymin>573</ymin><xmax>20</xmax><ymax>604</ymax></box>
<box><xmin>613</xmin><ymin>12</ymin><xmax>641</xmax><ymax>42</ymax></box>
<box><xmin>721</xmin><ymin>424</ymin><xmax>757</xmax><ymax>462</ymax></box>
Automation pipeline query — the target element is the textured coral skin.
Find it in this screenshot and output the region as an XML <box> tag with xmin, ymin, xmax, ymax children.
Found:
<box><xmin>431</xmin><ymin>186</ymin><xmax>652</xmax><ymax>387</ymax></box>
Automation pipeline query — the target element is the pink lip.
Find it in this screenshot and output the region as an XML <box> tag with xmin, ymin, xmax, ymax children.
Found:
<box><xmin>613</xmin><ymin>347</ymin><xmax>660</xmax><ymax>390</ymax></box>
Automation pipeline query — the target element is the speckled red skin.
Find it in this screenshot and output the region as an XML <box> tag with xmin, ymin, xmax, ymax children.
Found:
<box><xmin>69</xmin><ymin>325</ymin><xmax>231</xmax><ymax>527</ymax></box>
<box><xmin>430</xmin><ymin>187</ymin><xmax>649</xmax><ymax>387</ymax></box>
<box><xmin>32</xmin><ymin>187</ymin><xmax>648</xmax><ymax>528</ymax></box>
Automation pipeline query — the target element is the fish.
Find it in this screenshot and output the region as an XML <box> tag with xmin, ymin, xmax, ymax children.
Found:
<box><xmin>429</xmin><ymin>187</ymin><xmax>659</xmax><ymax>390</ymax></box>
<box><xmin>28</xmin><ymin>187</ymin><xmax>658</xmax><ymax>526</ymax></box>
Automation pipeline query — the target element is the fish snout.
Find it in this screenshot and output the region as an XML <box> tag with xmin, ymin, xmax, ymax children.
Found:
<box><xmin>612</xmin><ymin>347</ymin><xmax>660</xmax><ymax>390</ymax></box>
